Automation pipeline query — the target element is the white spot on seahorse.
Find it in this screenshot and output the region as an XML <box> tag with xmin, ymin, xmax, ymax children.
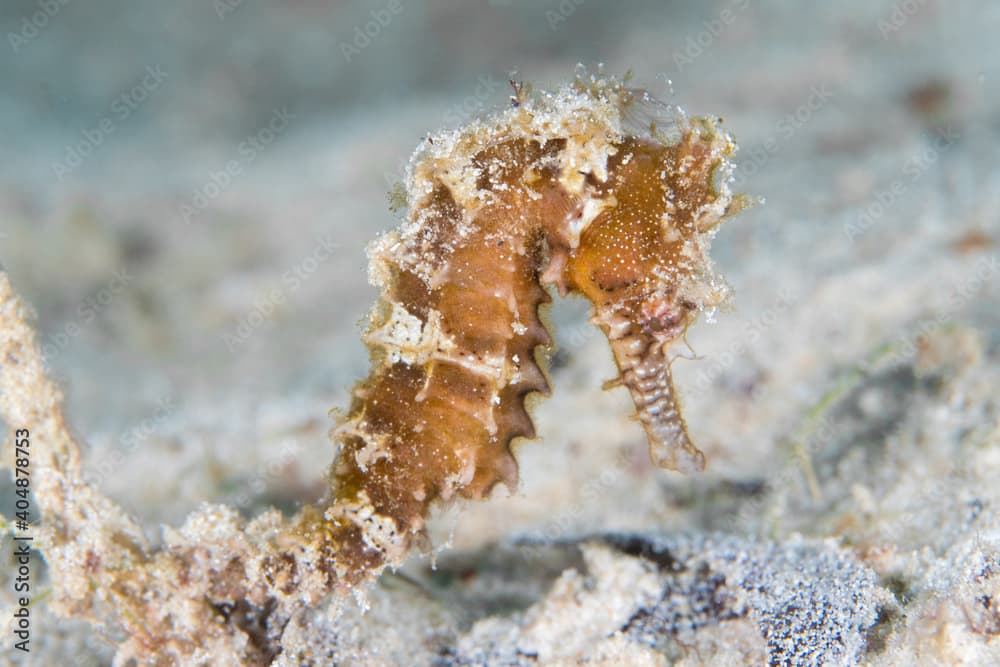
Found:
<box><xmin>364</xmin><ymin>303</ymin><xmax>455</xmax><ymax>367</ymax></box>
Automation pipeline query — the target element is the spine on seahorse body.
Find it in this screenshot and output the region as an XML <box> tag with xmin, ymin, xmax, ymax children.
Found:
<box><xmin>307</xmin><ymin>75</ymin><xmax>746</xmax><ymax>583</ymax></box>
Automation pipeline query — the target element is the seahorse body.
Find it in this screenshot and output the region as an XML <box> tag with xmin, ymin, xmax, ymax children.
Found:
<box><xmin>314</xmin><ymin>75</ymin><xmax>745</xmax><ymax>582</ymax></box>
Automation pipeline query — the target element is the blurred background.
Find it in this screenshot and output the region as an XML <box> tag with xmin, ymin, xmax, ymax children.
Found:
<box><xmin>1</xmin><ymin>0</ymin><xmax>998</xmax><ymax>614</ymax></box>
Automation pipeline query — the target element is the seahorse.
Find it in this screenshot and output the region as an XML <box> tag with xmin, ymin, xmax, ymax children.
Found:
<box><xmin>303</xmin><ymin>73</ymin><xmax>747</xmax><ymax>585</ymax></box>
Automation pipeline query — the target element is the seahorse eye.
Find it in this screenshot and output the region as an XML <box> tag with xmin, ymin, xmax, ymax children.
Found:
<box><xmin>638</xmin><ymin>294</ymin><xmax>692</xmax><ymax>338</ymax></box>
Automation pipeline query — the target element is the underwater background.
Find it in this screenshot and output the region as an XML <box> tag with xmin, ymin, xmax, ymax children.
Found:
<box><xmin>2</xmin><ymin>1</ymin><xmax>999</xmax><ymax>664</ymax></box>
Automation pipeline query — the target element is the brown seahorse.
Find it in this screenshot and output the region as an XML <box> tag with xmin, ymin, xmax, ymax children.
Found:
<box><xmin>302</xmin><ymin>73</ymin><xmax>747</xmax><ymax>585</ymax></box>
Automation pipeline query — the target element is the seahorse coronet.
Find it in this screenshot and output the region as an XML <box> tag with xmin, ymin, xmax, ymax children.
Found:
<box><xmin>320</xmin><ymin>72</ymin><xmax>746</xmax><ymax>581</ymax></box>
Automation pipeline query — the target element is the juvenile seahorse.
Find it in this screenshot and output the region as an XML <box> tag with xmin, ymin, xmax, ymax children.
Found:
<box><xmin>303</xmin><ymin>73</ymin><xmax>747</xmax><ymax>584</ymax></box>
